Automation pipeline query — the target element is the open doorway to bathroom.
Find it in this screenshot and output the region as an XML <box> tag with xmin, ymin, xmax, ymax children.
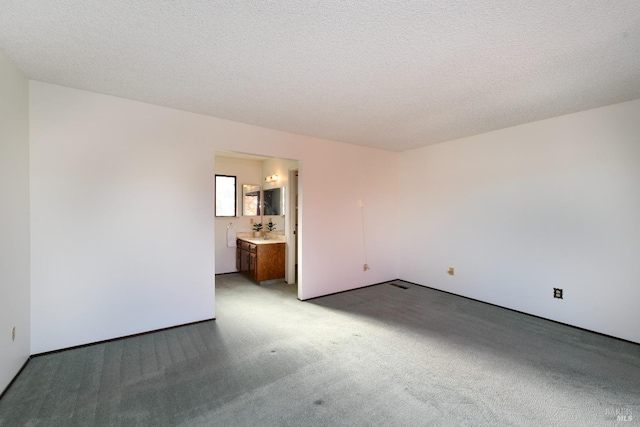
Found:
<box><xmin>214</xmin><ymin>151</ymin><xmax>301</xmax><ymax>300</ymax></box>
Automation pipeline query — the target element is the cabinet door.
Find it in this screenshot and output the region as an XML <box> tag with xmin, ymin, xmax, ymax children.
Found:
<box><xmin>240</xmin><ymin>249</ymin><xmax>250</xmax><ymax>273</ymax></box>
<box><xmin>248</xmin><ymin>253</ymin><xmax>257</xmax><ymax>280</ymax></box>
<box><xmin>236</xmin><ymin>247</ymin><xmax>241</xmax><ymax>272</ymax></box>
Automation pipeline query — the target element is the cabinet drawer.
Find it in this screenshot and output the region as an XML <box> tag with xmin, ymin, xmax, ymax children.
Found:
<box><xmin>238</xmin><ymin>240</ymin><xmax>257</xmax><ymax>252</ymax></box>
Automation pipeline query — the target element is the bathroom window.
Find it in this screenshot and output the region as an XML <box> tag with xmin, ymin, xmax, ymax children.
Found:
<box><xmin>215</xmin><ymin>175</ymin><xmax>237</xmax><ymax>217</ymax></box>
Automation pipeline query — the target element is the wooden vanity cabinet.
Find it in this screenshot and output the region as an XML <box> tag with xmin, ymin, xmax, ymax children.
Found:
<box><xmin>236</xmin><ymin>239</ymin><xmax>285</xmax><ymax>283</ymax></box>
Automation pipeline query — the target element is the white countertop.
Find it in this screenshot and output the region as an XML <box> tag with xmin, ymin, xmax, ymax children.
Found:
<box><xmin>238</xmin><ymin>237</ymin><xmax>285</xmax><ymax>245</ymax></box>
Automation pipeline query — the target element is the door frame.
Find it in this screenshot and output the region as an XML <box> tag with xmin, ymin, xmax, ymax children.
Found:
<box><xmin>285</xmin><ymin>167</ymin><xmax>298</xmax><ymax>288</ymax></box>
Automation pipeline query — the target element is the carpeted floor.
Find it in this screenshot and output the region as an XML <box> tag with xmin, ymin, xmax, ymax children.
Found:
<box><xmin>1</xmin><ymin>274</ymin><xmax>639</xmax><ymax>426</ymax></box>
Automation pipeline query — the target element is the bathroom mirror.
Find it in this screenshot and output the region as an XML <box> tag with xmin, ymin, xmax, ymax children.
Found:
<box><xmin>263</xmin><ymin>187</ymin><xmax>285</xmax><ymax>216</ymax></box>
<box><xmin>242</xmin><ymin>184</ymin><xmax>261</xmax><ymax>216</ymax></box>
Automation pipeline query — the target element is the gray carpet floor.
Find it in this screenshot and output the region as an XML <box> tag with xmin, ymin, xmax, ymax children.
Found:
<box><xmin>1</xmin><ymin>274</ymin><xmax>639</xmax><ymax>426</ymax></box>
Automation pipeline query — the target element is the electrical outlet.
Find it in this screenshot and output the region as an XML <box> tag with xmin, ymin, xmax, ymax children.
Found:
<box><xmin>363</xmin><ymin>264</ymin><xmax>369</xmax><ymax>271</ymax></box>
<box><xmin>448</xmin><ymin>267</ymin><xmax>455</xmax><ymax>276</ymax></box>
<box><xmin>553</xmin><ymin>288</ymin><xmax>563</xmax><ymax>299</ymax></box>
<box><xmin>12</xmin><ymin>327</ymin><xmax>15</xmax><ymax>341</ymax></box>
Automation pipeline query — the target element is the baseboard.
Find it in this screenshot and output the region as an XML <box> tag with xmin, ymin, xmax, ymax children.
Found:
<box><xmin>400</xmin><ymin>279</ymin><xmax>640</xmax><ymax>348</ymax></box>
<box><xmin>2</xmin><ymin>318</ymin><xmax>217</xmax><ymax>401</ymax></box>
<box><xmin>300</xmin><ymin>277</ymin><xmax>639</xmax><ymax>347</ymax></box>
<box><xmin>0</xmin><ymin>356</ymin><xmax>31</xmax><ymax>401</ymax></box>
<box><xmin>299</xmin><ymin>279</ymin><xmax>397</xmax><ymax>302</ymax></box>
<box><xmin>32</xmin><ymin>318</ymin><xmax>216</xmax><ymax>358</ymax></box>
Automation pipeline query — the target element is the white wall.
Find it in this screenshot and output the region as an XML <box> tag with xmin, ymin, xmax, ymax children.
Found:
<box><xmin>261</xmin><ymin>157</ymin><xmax>299</xmax><ymax>233</ymax></box>
<box><xmin>0</xmin><ymin>50</ymin><xmax>30</xmax><ymax>392</ymax></box>
<box><xmin>30</xmin><ymin>83</ymin><xmax>219</xmax><ymax>353</ymax></box>
<box><xmin>30</xmin><ymin>82</ymin><xmax>399</xmax><ymax>353</ymax></box>
<box><xmin>214</xmin><ymin>156</ymin><xmax>263</xmax><ymax>274</ymax></box>
<box><xmin>13</xmin><ymin>75</ymin><xmax>638</xmax><ymax>360</ymax></box>
<box><xmin>399</xmin><ymin>99</ymin><xmax>640</xmax><ymax>344</ymax></box>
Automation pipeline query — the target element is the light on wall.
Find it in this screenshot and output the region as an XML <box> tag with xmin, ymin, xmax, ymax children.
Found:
<box><xmin>265</xmin><ymin>174</ymin><xmax>279</xmax><ymax>183</ymax></box>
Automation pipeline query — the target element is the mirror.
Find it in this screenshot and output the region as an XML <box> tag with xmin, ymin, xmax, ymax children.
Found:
<box><xmin>263</xmin><ymin>187</ymin><xmax>285</xmax><ymax>216</ymax></box>
<box><xmin>242</xmin><ymin>184</ymin><xmax>261</xmax><ymax>216</ymax></box>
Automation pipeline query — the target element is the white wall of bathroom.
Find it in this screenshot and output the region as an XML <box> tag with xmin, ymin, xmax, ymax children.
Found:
<box><xmin>262</xmin><ymin>157</ymin><xmax>299</xmax><ymax>233</ymax></box>
<box><xmin>215</xmin><ymin>156</ymin><xmax>263</xmax><ymax>274</ymax></box>
<box><xmin>0</xmin><ymin>50</ymin><xmax>31</xmax><ymax>392</ymax></box>
<box><xmin>29</xmin><ymin>81</ymin><xmax>399</xmax><ymax>353</ymax></box>
<box><xmin>398</xmin><ymin>99</ymin><xmax>640</xmax><ymax>344</ymax></box>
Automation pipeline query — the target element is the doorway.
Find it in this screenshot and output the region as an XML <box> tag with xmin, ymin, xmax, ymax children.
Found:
<box><xmin>214</xmin><ymin>152</ymin><xmax>301</xmax><ymax>300</ymax></box>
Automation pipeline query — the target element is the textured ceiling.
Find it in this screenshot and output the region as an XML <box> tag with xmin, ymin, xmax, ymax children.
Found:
<box><xmin>1</xmin><ymin>1</ymin><xmax>640</xmax><ymax>151</ymax></box>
